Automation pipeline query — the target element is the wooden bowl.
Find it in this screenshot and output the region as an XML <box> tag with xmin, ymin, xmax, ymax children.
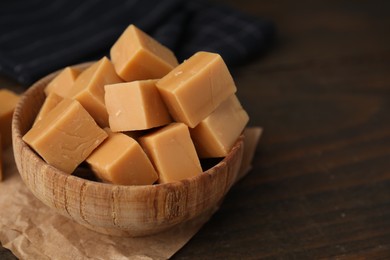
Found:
<box><xmin>12</xmin><ymin>64</ymin><xmax>244</xmax><ymax>237</ymax></box>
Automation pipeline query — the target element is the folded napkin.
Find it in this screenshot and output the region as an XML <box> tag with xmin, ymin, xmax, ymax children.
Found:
<box><xmin>0</xmin><ymin>0</ymin><xmax>274</xmax><ymax>86</ymax></box>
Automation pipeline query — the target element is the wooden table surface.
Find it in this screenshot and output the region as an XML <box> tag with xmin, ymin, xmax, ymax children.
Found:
<box><xmin>1</xmin><ymin>0</ymin><xmax>390</xmax><ymax>259</ymax></box>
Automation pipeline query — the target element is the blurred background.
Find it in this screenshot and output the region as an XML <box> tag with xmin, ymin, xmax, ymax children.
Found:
<box><xmin>1</xmin><ymin>0</ymin><xmax>390</xmax><ymax>258</ymax></box>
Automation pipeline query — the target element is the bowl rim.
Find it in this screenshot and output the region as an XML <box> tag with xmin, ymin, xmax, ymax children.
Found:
<box><xmin>12</xmin><ymin>62</ymin><xmax>244</xmax><ymax>192</ymax></box>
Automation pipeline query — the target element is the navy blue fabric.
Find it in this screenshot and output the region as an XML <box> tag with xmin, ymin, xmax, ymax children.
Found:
<box><xmin>0</xmin><ymin>0</ymin><xmax>274</xmax><ymax>85</ymax></box>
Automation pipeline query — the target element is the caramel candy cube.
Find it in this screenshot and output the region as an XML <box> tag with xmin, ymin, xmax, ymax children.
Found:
<box><xmin>0</xmin><ymin>89</ymin><xmax>19</xmax><ymax>148</ymax></box>
<box><xmin>190</xmin><ymin>95</ymin><xmax>249</xmax><ymax>158</ymax></box>
<box><xmin>33</xmin><ymin>92</ymin><xmax>63</xmax><ymax>125</ymax></box>
<box><xmin>110</xmin><ymin>24</ymin><xmax>179</xmax><ymax>82</ymax></box>
<box><xmin>44</xmin><ymin>67</ymin><xmax>80</xmax><ymax>97</ymax></box>
<box><xmin>23</xmin><ymin>98</ymin><xmax>108</xmax><ymax>174</ymax></box>
<box><xmin>139</xmin><ymin>123</ymin><xmax>202</xmax><ymax>184</ymax></box>
<box><xmin>105</xmin><ymin>80</ymin><xmax>172</xmax><ymax>131</ymax></box>
<box><xmin>156</xmin><ymin>51</ymin><xmax>237</xmax><ymax>128</ymax></box>
<box><xmin>68</xmin><ymin>57</ymin><xmax>123</xmax><ymax>127</ymax></box>
<box><xmin>86</xmin><ymin>130</ymin><xmax>158</xmax><ymax>185</ymax></box>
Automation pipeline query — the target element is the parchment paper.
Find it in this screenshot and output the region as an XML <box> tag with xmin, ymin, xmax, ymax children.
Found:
<box><xmin>0</xmin><ymin>127</ymin><xmax>262</xmax><ymax>260</ymax></box>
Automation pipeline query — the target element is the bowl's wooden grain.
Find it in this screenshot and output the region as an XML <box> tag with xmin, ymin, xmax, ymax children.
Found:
<box><xmin>12</xmin><ymin>64</ymin><xmax>244</xmax><ymax>237</ymax></box>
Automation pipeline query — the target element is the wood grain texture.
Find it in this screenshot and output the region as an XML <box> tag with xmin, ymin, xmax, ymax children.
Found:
<box><xmin>12</xmin><ymin>65</ymin><xmax>245</xmax><ymax>237</ymax></box>
<box><xmin>2</xmin><ymin>0</ymin><xmax>390</xmax><ymax>258</ymax></box>
<box><xmin>172</xmin><ymin>0</ymin><xmax>390</xmax><ymax>259</ymax></box>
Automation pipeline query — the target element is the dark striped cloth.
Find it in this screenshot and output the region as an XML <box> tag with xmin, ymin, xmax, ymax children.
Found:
<box><xmin>0</xmin><ymin>0</ymin><xmax>274</xmax><ymax>86</ymax></box>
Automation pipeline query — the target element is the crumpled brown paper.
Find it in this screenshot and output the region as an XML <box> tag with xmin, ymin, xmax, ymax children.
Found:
<box><xmin>0</xmin><ymin>127</ymin><xmax>261</xmax><ymax>260</ymax></box>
